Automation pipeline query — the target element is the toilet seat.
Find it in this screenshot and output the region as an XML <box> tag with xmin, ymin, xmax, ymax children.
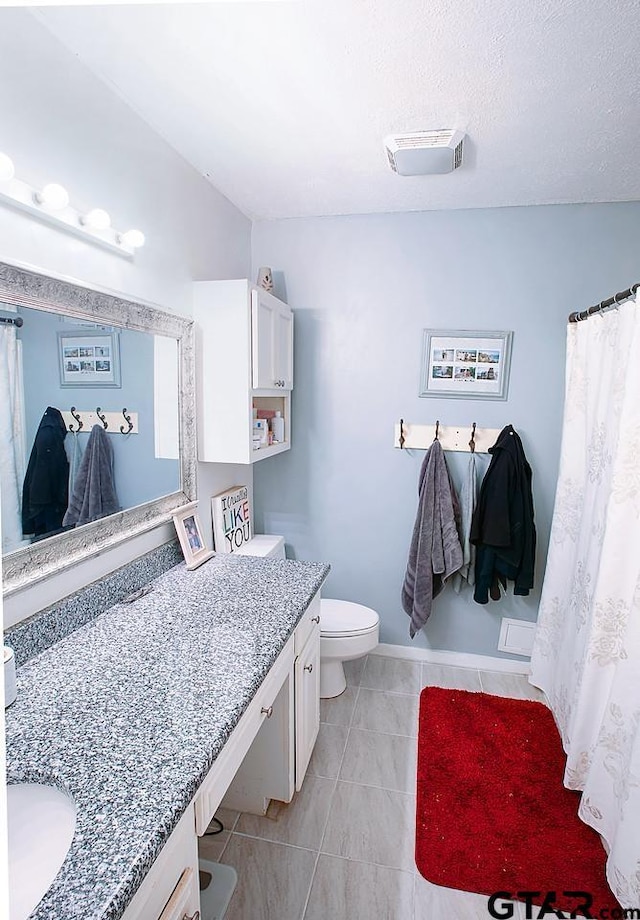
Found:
<box><xmin>320</xmin><ymin>599</ymin><xmax>380</xmax><ymax>639</ymax></box>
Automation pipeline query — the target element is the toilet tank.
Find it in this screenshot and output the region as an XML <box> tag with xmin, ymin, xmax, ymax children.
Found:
<box><xmin>233</xmin><ymin>534</ymin><xmax>286</xmax><ymax>559</ymax></box>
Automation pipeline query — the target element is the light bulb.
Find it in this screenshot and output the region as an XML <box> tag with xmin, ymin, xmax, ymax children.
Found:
<box><xmin>0</xmin><ymin>152</ymin><xmax>15</xmax><ymax>182</ymax></box>
<box><xmin>119</xmin><ymin>228</ymin><xmax>145</xmax><ymax>249</ymax></box>
<box><xmin>35</xmin><ymin>183</ymin><xmax>69</xmax><ymax>211</ymax></box>
<box><xmin>81</xmin><ymin>208</ymin><xmax>111</xmax><ymax>230</ymax></box>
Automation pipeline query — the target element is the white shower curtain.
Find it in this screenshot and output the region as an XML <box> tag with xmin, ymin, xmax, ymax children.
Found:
<box><xmin>0</xmin><ymin>310</ymin><xmax>26</xmax><ymax>554</ymax></box>
<box><xmin>530</xmin><ymin>295</ymin><xmax>640</xmax><ymax>908</ymax></box>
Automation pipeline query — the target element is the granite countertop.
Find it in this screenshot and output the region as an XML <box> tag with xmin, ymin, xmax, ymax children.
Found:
<box><xmin>5</xmin><ymin>553</ymin><xmax>329</xmax><ymax>920</ymax></box>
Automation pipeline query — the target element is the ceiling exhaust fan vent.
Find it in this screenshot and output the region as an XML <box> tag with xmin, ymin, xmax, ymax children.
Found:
<box><xmin>384</xmin><ymin>129</ymin><xmax>465</xmax><ymax>176</ymax></box>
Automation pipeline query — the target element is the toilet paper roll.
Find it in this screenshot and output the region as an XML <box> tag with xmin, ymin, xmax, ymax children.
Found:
<box><xmin>4</xmin><ymin>646</ymin><xmax>17</xmax><ymax>708</ymax></box>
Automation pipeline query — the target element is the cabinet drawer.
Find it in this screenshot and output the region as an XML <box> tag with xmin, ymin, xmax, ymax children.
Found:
<box><xmin>294</xmin><ymin>592</ymin><xmax>321</xmax><ymax>656</ymax></box>
<box><xmin>195</xmin><ymin>636</ymin><xmax>294</xmax><ymax>834</ymax></box>
<box><xmin>120</xmin><ymin>807</ymin><xmax>198</xmax><ymax>920</ymax></box>
<box><xmin>158</xmin><ymin>868</ymin><xmax>199</xmax><ymax>920</ymax></box>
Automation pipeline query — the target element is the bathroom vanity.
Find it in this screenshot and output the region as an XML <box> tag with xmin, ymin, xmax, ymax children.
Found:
<box><xmin>5</xmin><ymin>551</ymin><xmax>329</xmax><ymax>920</ymax></box>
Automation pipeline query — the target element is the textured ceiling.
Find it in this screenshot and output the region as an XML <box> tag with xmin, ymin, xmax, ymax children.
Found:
<box><xmin>24</xmin><ymin>1</ymin><xmax>640</xmax><ymax>219</ymax></box>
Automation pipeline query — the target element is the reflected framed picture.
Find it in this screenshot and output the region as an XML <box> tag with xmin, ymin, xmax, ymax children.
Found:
<box><xmin>173</xmin><ymin>501</ymin><xmax>214</xmax><ymax>570</ymax></box>
<box><xmin>419</xmin><ymin>329</ymin><xmax>513</xmax><ymax>400</ymax></box>
<box><xmin>58</xmin><ymin>329</ymin><xmax>121</xmax><ymax>388</ymax></box>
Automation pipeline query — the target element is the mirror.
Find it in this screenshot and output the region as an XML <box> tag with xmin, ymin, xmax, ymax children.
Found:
<box><xmin>0</xmin><ymin>260</ymin><xmax>196</xmax><ymax>596</ymax></box>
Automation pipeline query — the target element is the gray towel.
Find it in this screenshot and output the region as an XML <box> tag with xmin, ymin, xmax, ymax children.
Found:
<box><xmin>65</xmin><ymin>431</ymin><xmax>84</xmax><ymax>498</ymax></box>
<box><xmin>63</xmin><ymin>424</ymin><xmax>120</xmax><ymax>527</ymax></box>
<box><xmin>401</xmin><ymin>440</ymin><xmax>463</xmax><ymax>638</ymax></box>
<box><xmin>452</xmin><ymin>452</ymin><xmax>478</xmax><ymax>593</ymax></box>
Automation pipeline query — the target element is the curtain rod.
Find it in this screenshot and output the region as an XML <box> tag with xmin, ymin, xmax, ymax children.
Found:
<box><xmin>568</xmin><ymin>282</ymin><xmax>639</xmax><ymax>323</ymax></box>
<box><xmin>0</xmin><ymin>311</ymin><xmax>23</xmax><ymax>327</ymax></box>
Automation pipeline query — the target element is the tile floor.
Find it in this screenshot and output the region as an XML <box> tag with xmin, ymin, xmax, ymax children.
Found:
<box><xmin>198</xmin><ymin>654</ymin><xmax>546</xmax><ymax>920</ymax></box>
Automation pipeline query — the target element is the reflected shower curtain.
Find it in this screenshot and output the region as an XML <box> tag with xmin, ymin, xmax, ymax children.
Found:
<box><xmin>0</xmin><ymin>311</ymin><xmax>26</xmax><ymax>554</ymax></box>
<box><xmin>530</xmin><ymin>295</ymin><xmax>640</xmax><ymax>907</ymax></box>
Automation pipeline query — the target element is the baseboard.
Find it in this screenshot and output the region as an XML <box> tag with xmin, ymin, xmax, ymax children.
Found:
<box><xmin>371</xmin><ymin>642</ymin><xmax>531</xmax><ymax>675</ymax></box>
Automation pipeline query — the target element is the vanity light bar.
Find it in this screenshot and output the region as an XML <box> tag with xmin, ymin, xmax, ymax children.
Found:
<box><xmin>0</xmin><ymin>152</ymin><xmax>145</xmax><ymax>259</ymax></box>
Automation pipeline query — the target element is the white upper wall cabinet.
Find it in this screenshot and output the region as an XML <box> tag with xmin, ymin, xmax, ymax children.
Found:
<box><xmin>251</xmin><ymin>289</ymin><xmax>294</xmax><ymax>390</ymax></box>
<box><xmin>194</xmin><ymin>279</ymin><xmax>293</xmax><ymax>464</ymax></box>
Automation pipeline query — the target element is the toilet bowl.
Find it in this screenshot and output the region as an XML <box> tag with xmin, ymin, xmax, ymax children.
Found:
<box><xmin>232</xmin><ymin>536</ymin><xmax>379</xmax><ymax>699</ymax></box>
<box><xmin>319</xmin><ymin>599</ymin><xmax>379</xmax><ymax>699</ymax></box>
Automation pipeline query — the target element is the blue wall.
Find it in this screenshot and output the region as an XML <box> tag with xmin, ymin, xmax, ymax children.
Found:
<box><xmin>19</xmin><ymin>307</ymin><xmax>179</xmax><ymax>513</ymax></box>
<box><xmin>252</xmin><ymin>202</ymin><xmax>640</xmax><ymax>658</ymax></box>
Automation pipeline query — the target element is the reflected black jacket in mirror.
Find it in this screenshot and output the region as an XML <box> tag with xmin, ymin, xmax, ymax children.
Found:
<box><xmin>22</xmin><ymin>406</ymin><xmax>69</xmax><ymax>538</ymax></box>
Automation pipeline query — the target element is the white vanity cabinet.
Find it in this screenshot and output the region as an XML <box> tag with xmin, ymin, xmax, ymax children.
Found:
<box><xmin>194</xmin><ymin>279</ymin><xmax>293</xmax><ymax>464</ymax></box>
<box><xmin>120</xmin><ymin>591</ymin><xmax>322</xmax><ymax>920</ymax></box>
<box><xmin>218</xmin><ymin>593</ymin><xmax>321</xmax><ymax>815</ymax></box>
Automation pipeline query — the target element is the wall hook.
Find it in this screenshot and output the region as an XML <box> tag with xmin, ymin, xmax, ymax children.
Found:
<box><xmin>69</xmin><ymin>406</ymin><xmax>83</xmax><ymax>433</ymax></box>
<box><xmin>469</xmin><ymin>422</ymin><xmax>477</xmax><ymax>453</ymax></box>
<box><xmin>434</xmin><ymin>420</ymin><xmax>440</xmax><ymax>441</ymax></box>
<box><xmin>120</xmin><ymin>408</ymin><xmax>134</xmax><ymax>435</ymax></box>
<box><xmin>96</xmin><ymin>407</ymin><xmax>108</xmax><ymax>430</ymax></box>
<box><xmin>399</xmin><ymin>418</ymin><xmax>405</xmax><ymax>449</ymax></box>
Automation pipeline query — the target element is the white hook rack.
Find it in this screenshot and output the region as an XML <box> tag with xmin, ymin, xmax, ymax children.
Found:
<box><xmin>61</xmin><ymin>409</ymin><xmax>139</xmax><ymax>434</ymax></box>
<box><xmin>394</xmin><ymin>422</ymin><xmax>501</xmax><ymax>454</ymax></box>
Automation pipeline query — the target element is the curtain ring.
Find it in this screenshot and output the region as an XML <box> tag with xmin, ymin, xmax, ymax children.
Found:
<box><xmin>613</xmin><ymin>292</ymin><xmax>624</xmax><ymax>309</ymax></box>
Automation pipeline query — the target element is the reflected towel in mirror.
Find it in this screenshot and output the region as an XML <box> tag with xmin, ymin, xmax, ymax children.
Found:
<box><xmin>63</xmin><ymin>424</ymin><xmax>120</xmax><ymax>527</ymax></box>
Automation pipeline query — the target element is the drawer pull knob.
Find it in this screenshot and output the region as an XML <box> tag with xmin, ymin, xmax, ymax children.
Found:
<box><xmin>304</xmin><ymin>663</ymin><xmax>313</xmax><ymax>673</ymax></box>
<box><xmin>311</xmin><ymin>615</ymin><xmax>320</xmax><ymax>624</ymax></box>
<box><xmin>261</xmin><ymin>706</ymin><xmax>273</xmax><ymax>718</ymax></box>
<box><xmin>182</xmin><ymin>912</ymin><xmax>200</xmax><ymax>920</ymax></box>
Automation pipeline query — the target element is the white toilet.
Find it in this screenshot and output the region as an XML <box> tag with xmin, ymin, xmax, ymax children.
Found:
<box><xmin>234</xmin><ymin>535</ymin><xmax>380</xmax><ymax>699</ymax></box>
<box><xmin>319</xmin><ymin>599</ymin><xmax>379</xmax><ymax>698</ymax></box>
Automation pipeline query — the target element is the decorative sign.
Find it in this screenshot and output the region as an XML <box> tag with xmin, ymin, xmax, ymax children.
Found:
<box><xmin>211</xmin><ymin>485</ymin><xmax>252</xmax><ymax>553</ymax></box>
<box><xmin>419</xmin><ymin>329</ymin><xmax>513</xmax><ymax>400</ymax></box>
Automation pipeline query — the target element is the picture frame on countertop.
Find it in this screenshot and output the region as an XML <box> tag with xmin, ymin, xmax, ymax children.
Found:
<box><xmin>173</xmin><ymin>501</ymin><xmax>214</xmax><ymax>570</ymax></box>
<box><xmin>419</xmin><ymin>328</ymin><xmax>513</xmax><ymax>400</ymax></box>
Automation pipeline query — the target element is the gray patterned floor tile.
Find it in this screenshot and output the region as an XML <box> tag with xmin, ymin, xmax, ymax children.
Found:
<box><xmin>304</xmin><ymin>854</ymin><xmax>414</xmax><ymax>920</ymax></box>
<box><xmin>321</xmin><ymin>781</ymin><xmax>416</xmax><ymax>871</ymax></box>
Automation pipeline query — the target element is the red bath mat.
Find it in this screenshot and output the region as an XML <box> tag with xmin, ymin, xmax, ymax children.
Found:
<box><xmin>416</xmin><ymin>687</ymin><xmax>618</xmax><ymax>916</ymax></box>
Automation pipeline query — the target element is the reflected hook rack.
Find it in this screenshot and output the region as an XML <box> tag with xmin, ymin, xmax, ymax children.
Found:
<box><xmin>61</xmin><ymin>408</ymin><xmax>139</xmax><ymax>434</ymax></box>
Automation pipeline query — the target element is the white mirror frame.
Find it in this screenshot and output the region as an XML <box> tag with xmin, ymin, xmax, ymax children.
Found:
<box><xmin>0</xmin><ymin>260</ymin><xmax>196</xmax><ymax>597</ymax></box>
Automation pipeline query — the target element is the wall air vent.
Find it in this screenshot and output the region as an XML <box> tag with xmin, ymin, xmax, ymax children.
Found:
<box><xmin>384</xmin><ymin>129</ymin><xmax>465</xmax><ymax>176</ymax></box>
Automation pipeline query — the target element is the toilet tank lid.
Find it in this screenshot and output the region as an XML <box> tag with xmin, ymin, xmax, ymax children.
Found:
<box><xmin>320</xmin><ymin>599</ymin><xmax>379</xmax><ymax>634</ymax></box>
<box><xmin>233</xmin><ymin>534</ymin><xmax>285</xmax><ymax>558</ymax></box>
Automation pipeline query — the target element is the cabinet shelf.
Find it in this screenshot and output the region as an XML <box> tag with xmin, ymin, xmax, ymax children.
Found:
<box><xmin>250</xmin><ymin>441</ymin><xmax>289</xmax><ymax>462</ymax></box>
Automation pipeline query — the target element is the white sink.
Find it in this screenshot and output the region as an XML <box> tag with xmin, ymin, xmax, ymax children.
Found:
<box><xmin>7</xmin><ymin>783</ymin><xmax>77</xmax><ymax>920</ymax></box>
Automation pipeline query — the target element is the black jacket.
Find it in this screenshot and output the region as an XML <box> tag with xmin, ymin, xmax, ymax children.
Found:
<box><xmin>22</xmin><ymin>406</ymin><xmax>69</xmax><ymax>538</ymax></box>
<box><xmin>470</xmin><ymin>425</ymin><xmax>536</xmax><ymax>603</ymax></box>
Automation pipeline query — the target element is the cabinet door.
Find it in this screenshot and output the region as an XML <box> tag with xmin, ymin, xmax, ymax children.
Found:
<box><xmin>294</xmin><ymin>624</ymin><xmax>320</xmax><ymax>791</ymax></box>
<box><xmin>273</xmin><ymin>306</ymin><xmax>293</xmax><ymax>390</ymax></box>
<box><xmin>251</xmin><ymin>290</ymin><xmax>293</xmax><ymax>390</ymax></box>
